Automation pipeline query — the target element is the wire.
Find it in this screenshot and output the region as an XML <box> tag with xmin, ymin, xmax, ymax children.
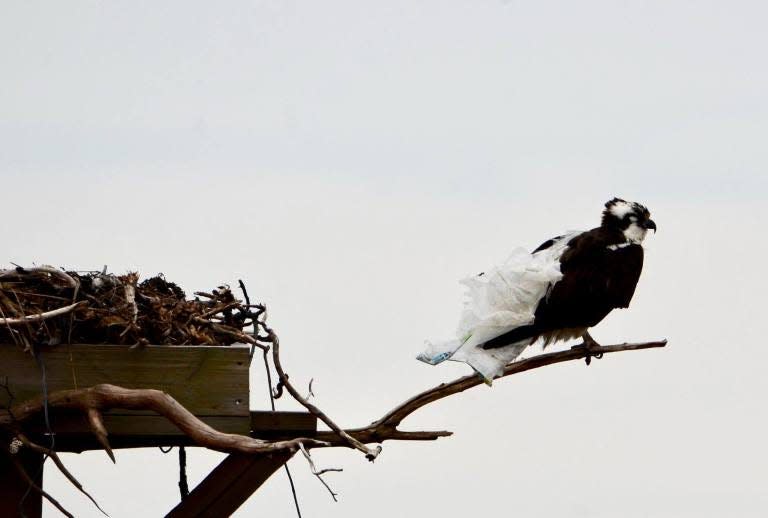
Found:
<box><xmin>263</xmin><ymin>348</ymin><xmax>302</xmax><ymax>518</ymax></box>
<box><xmin>178</xmin><ymin>446</ymin><xmax>189</xmax><ymax>499</ymax></box>
<box><xmin>238</xmin><ymin>279</ymin><xmax>302</xmax><ymax>518</ymax></box>
<box><xmin>20</xmin><ymin>341</ymin><xmax>55</xmax><ymax>516</ymax></box>
<box><xmin>157</xmin><ymin>445</ymin><xmax>189</xmax><ymax>500</ymax></box>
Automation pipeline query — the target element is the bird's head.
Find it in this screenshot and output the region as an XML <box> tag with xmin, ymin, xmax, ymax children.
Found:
<box><xmin>601</xmin><ymin>197</ymin><xmax>656</xmax><ymax>243</ymax></box>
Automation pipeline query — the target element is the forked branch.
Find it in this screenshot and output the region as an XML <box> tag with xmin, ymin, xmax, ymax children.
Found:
<box><xmin>14</xmin><ymin>433</ymin><xmax>108</xmax><ymax>516</ymax></box>
<box><xmin>315</xmin><ymin>338</ymin><xmax>668</xmax><ymax>445</ymax></box>
<box><xmin>268</xmin><ymin>329</ymin><xmax>383</xmax><ymax>460</ymax></box>
<box><xmin>0</xmin><ymin>384</ymin><xmax>328</xmax><ymax>457</ymax></box>
<box><xmin>4</xmin><ymin>450</ymin><xmax>75</xmax><ymax>518</ymax></box>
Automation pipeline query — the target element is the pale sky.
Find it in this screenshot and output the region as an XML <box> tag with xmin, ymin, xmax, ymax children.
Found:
<box><xmin>2</xmin><ymin>1</ymin><xmax>767</xmax><ymax>517</ymax></box>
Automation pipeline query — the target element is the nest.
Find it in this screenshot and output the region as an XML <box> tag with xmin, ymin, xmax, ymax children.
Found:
<box><xmin>0</xmin><ymin>266</ymin><xmax>264</xmax><ymax>348</ymax></box>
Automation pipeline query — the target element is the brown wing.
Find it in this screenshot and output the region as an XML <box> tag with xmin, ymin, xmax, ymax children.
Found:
<box><xmin>481</xmin><ymin>228</ymin><xmax>644</xmax><ymax>350</ymax></box>
<box><xmin>533</xmin><ymin>228</ymin><xmax>644</xmax><ymax>331</ymax></box>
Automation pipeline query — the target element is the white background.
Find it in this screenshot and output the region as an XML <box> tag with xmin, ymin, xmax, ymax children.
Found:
<box><xmin>2</xmin><ymin>1</ymin><xmax>767</xmax><ymax>516</ymax></box>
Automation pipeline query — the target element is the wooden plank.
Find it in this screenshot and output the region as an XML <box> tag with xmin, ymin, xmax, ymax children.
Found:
<box><xmin>165</xmin><ymin>451</ymin><xmax>293</xmax><ymax>518</ymax></box>
<box><xmin>0</xmin><ymin>343</ymin><xmax>250</xmax><ymax>417</ymax></box>
<box><xmin>251</xmin><ymin>410</ymin><xmax>317</xmax><ymax>439</ymax></box>
<box><xmin>0</xmin><ymin>449</ymin><xmax>43</xmax><ymax>518</ymax></box>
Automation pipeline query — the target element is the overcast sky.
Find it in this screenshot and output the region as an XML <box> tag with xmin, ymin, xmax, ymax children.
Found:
<box><xmin>2</xmin><ymin>1</ymin><xmax>768</xmax><ymax>517</ymax></box>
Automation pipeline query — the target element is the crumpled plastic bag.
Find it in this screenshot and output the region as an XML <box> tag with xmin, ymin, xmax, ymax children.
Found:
<box><xmin>418</xmin><ymin>234</ymin><xmax>578</xmax><ymax>382</ymax></box>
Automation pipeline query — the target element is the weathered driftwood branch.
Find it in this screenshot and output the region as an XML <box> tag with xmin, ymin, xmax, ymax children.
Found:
<box><xmin>314</xmin><ymin>339</ymin><xmax>668</xmax><ymax>445</ymax></box>
<box><xmin>0</xmin><ymin>384</ymin><xmax>328</xmax><ymax>457</ymax></box>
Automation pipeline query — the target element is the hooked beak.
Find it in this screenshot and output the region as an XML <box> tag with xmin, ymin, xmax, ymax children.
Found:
<box><xmin>644</xmin><ymin>219</ymin><xmax>657</xmax><ymax>232</ymax></box>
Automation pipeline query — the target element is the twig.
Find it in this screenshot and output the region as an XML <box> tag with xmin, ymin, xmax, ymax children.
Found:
<box><xmin>1</xmin><ymin>266</ymin><xmax>79</xmax><ymax>289</ymax></box>
<box><xmin>191</xmin><ymin>318</ymin><xmax>268</xmax><ymax>351</ymax></box>
<box><xmin>237</xmin><ymin>280</ymin><xmax>251</xmax><ymax>306</ymax></box>
<box><xmin>0</xmin><ymin>301</ymin><xmax>86</xmax><ymax>326</ymax></box>
<box><xmin>197</xmin><ymin>302</ymin><xmax>240</xmax><ymax>320</ymax></box>
<box><xmin>123</xmin><ymin>282</ymin><xmax>138</xmax><ymax>326</ymax></box>
<box><xmin>269</xmin><ymin>328</ymin><xmax>382</xmax><ymax>460</ymax></box>
<box><xmin>299</xmin><ymin>444</ymin><xmax>342</xmax><ymax>502</ymax></box>
<box><xmin>15</xmin><ymin>433</ymin><xmax>109</xmax><ymax>517</ymax></box>
<box><xmin>4</xmin><ymin>450</ymin><xmax>75</xmax><ymax>518</ymax></box>
<box><xmin>305</xmin><ymin>379</ymin><xmax>315</xmax><ymax>401</ymax></box>
<box><xmin>4</xmin><ymin>291</ymin><xmax>71</xmax><ymax>302</ymax></box>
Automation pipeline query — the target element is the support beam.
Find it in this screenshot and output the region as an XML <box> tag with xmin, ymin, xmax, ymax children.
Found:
<box><xmin>165</xmin><ymin>451</ymin><xmax>293</xmax><ymax>518</ymax></box>
<box><xmin>0</xmin><ymin>449</ymin><xmax>44</xmax><ymax>518</ymax></box>
<box><xmin>251</xmin><ymin>410</ymin><xmax>317</xmax><ymax>439</ymax></box>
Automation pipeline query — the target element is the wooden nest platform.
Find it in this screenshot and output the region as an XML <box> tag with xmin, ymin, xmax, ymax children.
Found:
<box><xmin>0</xmin><ymin>266</ymin><xmax>317</xmax><ymax>517</ymax></box>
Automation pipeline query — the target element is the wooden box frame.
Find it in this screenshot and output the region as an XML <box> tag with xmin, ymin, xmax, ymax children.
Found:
<box><xmin>0</xmin><ymin>343</ymin><xmax>317</xmax><ymax>517</ymax></box>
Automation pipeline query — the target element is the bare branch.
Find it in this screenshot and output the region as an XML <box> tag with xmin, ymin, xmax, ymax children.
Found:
<box><xmin>4</xmin><ymin>449</ymin><xmax>75</xmax><ymax>518</ymax></box>
<box><xmin>379</xmin><ymin>338</ymin><xmax>666</xmax><ymax>429</ymax></box>
<box><xmin>1</xmin><ymin>384</ymin><xmax>327</xmax><ymax>456</ymax></box>
<box><xmin>305</xmin><ymin>378</ymin><xmax>315</xmax><ymax>401</ymax></box>
<box><xmin>269</xmin><ymin>329</ymin><xmax>382</xmax><ymax>461</ymax></box>
<box><xmin>16</xmin><ymin>433</ymin><xmax>109</xmax><ymax>517</ymax></box>
<box><xmin>0</xmin><ymin>301</ymin><xmax>87</xmax><ymax>326</ymax></box>
<box><xmin>316</xmin><ymin>339</ymin><xmax>667</xmax><ymax>445</ymax></box>
<box><xmin>123</xmin><ymin>281</ymin><xmax>138</xmax><ymax>328</ymax></box>
<box><xmin>299</xmin><ymin>443</ymin><xmax>342</xmax><ymax>502</ymax></box>
<box><xmin>191</xmin><ymin>317</ymin><xmax>268</xmax><ymax>351</ymax></box>
<box><xmin>1</xmin><ymin>266</ymin><xmax>79</xmax><ymax>289</ymax></box>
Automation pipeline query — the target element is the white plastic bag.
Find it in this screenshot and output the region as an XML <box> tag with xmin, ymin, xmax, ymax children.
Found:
<box><xmin>419</xmin><ymin>233</ymin><xmax>578</xmax><ymax>382</ymax></box>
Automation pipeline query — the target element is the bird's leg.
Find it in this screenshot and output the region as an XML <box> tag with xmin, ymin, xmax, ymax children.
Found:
<box><xmin>571</xmin><ymin>331</ymin><xmax>604</xmax><ymax>366</ymax></box>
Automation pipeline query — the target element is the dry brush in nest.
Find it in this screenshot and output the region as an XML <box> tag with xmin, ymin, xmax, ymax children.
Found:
<box><xmin>0</xmin><ymin>265</ymin><xmax>667</xmax><ymax>516</ymax></box>
<box><xmin>0</xmin><ymin>266</ymin><xmax>265</xmax><ymax>350</ymax></box>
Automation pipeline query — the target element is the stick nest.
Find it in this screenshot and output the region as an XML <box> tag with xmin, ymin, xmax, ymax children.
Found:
<box><xmin>0</xmin><ymin>266</ymin><xmax>263</xmax><ymax>347</ymax></box>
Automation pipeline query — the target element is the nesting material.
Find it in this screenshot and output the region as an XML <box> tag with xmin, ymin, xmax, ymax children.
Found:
<box><xmin>0</xmin><ymin>266</ymin><xmax>262</xmax><ymax>348</ymax></box>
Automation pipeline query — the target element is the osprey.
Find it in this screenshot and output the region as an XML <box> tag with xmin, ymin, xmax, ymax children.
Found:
<box><xmin>418</xmin><ymin>198</ymin><xmax>656</xmax><ymax>381</ymax></box>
